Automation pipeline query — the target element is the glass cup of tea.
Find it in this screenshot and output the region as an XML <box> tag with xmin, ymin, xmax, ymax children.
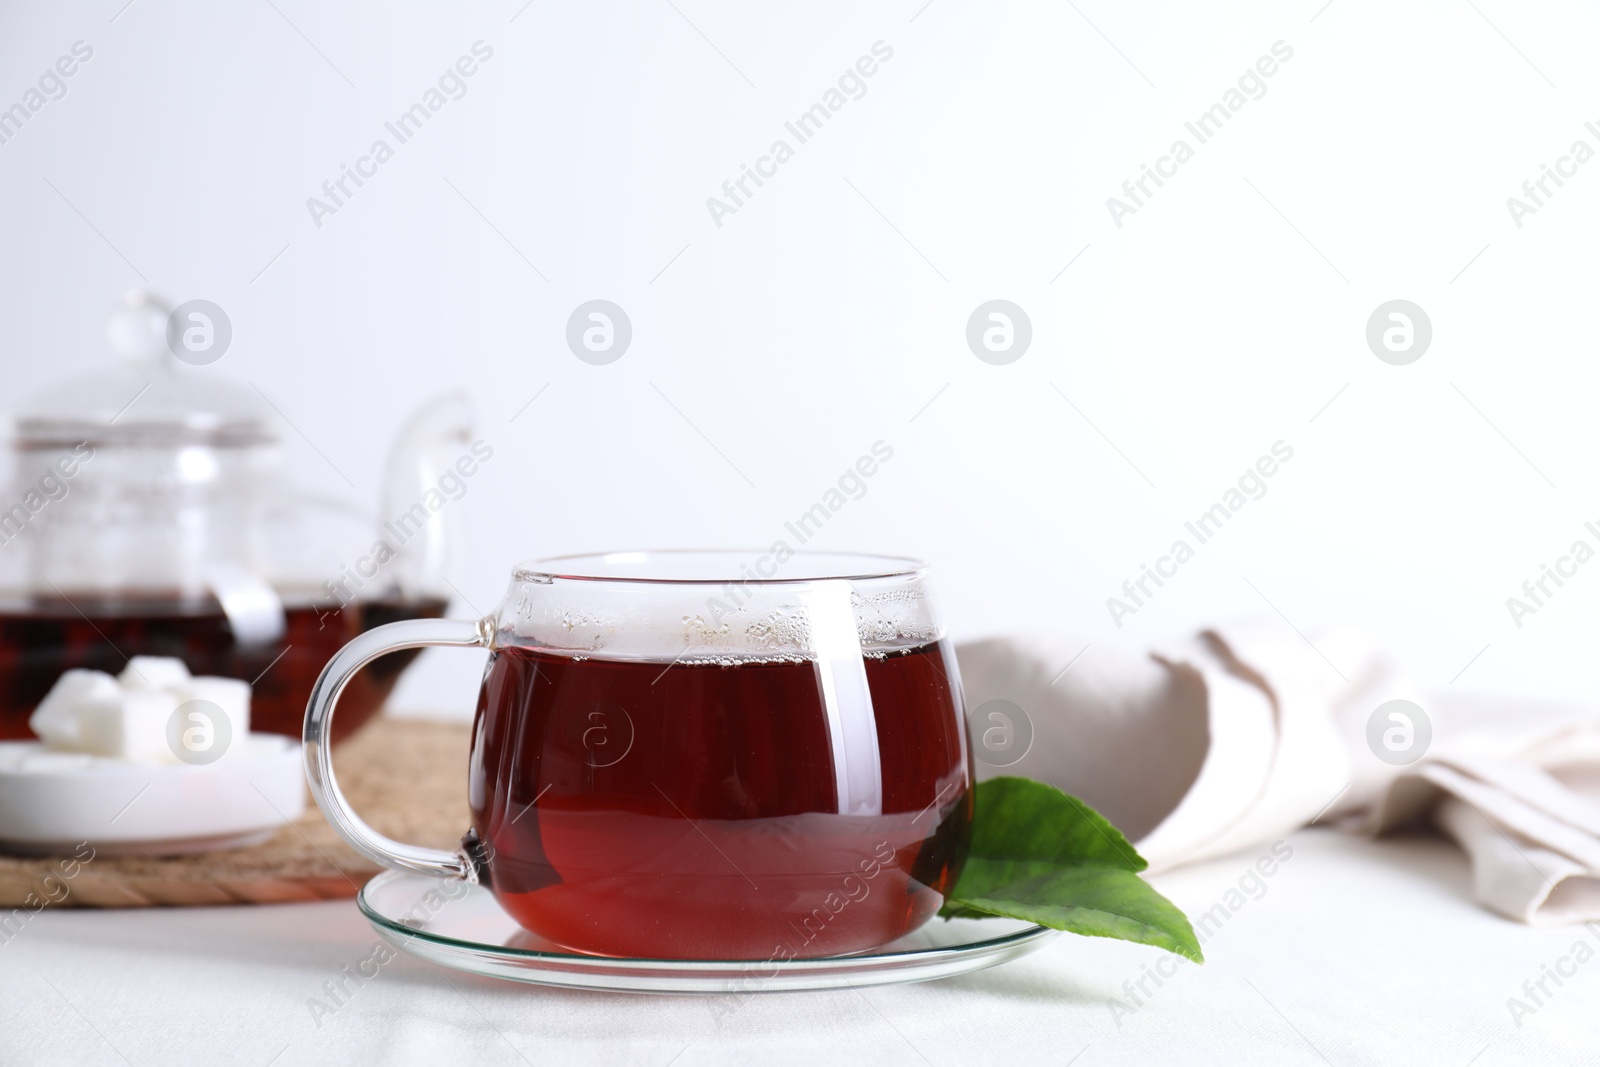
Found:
<box><xmin>304</xmin><ymin>550</ymin><xmax>974</xmax><ymax>961</ymax></box>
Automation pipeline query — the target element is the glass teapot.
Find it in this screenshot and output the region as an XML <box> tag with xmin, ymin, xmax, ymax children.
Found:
<box><xmin>0</xmin><ymin>289</ymin><xmax>475</xmax><ymax>742</ymax></box>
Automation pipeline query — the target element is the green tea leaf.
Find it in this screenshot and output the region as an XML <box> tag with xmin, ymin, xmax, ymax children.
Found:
<box><xmin>941</xmin><ymin>777</ymin><xmax>1204</xmax><ymax>963</ymax></box>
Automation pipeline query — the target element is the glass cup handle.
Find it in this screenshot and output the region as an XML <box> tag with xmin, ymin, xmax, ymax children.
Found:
<box><xmin>303</xmin><ymin>616</ymin><xmax>492</xmax><ymax>882</ymax></box>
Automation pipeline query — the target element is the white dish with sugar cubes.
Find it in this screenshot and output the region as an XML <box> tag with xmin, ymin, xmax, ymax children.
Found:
<box><xmin>0</xmin><ymin>656</ymin><xmax>305</xmax><ymax>855</ymax></box>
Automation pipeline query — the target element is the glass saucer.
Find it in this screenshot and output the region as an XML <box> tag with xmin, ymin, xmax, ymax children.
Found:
<box><xmin>358</xmin><ymin>870</ymin><xmax>1057</xmax><ymax>994</ymax></box>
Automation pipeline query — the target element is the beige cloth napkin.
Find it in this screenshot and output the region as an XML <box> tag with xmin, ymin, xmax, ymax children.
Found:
<box><xmin>955</xmin><ymin>623</ymin><xmax>1600</xmax><ymax>925</ymax></box>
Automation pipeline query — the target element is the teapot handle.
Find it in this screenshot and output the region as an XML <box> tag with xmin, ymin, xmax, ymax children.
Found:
<box><xmin>378</xmin><ymin>392</ymin><xmax>475</xmax><ymax>599</ymax></box>
<box><xmin>303</xmin><ymin>617</ymin><xmax>491</xmax><ymax>881</ymax></box>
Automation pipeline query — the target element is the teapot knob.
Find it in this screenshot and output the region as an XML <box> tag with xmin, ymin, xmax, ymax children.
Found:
<box><xmin>106</xmin><ymin>287</ymin><xmax>173</xmax><ymax>361</ymax></box>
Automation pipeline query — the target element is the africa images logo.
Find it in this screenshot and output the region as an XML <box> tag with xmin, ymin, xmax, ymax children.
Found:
<box><xmin>1105</xmin><ymin>40</ymin><xmax>1294</xmax><ymax>228</ymax></box>
<box><xmin>305</xmin><ymin>42</ymin><xmax>495</xmax><ymax>229</ymax></box>
<box><xmin>704</xmin><ymin>41</ymin><xmax>894</xmax><ymax>229</ymax></box>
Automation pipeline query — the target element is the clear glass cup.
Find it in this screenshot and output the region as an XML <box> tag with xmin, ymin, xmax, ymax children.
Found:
<box><xmin>305</xmin><ymin>550</ymin><xmax>974</xmax><ymax>960</ymax></box>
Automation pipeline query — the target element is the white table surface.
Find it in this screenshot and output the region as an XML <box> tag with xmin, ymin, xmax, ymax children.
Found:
<box><xmin>3</xmin><ymin>828</ymin><xmax>1589</xmax><ymax>1066</ymax></box>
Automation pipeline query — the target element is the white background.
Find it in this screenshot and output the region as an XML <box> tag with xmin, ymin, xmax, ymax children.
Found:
<box><xmin>2</xmin><ymin>0</ymin><xmax>1596</xmax><ymax>715</ymax></box>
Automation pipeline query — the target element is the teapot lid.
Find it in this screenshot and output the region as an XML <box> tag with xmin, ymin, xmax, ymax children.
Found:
<box><xmin>12</xmin><ymin>290</ymin><xmax>277</xmax><ymax>449</ymax></box>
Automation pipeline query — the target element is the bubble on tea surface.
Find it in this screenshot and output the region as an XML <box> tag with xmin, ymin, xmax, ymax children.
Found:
<box><xmin>519</xmin><ymin>579</ymin><xmax>940</xmax><ymax>666</ymax></box>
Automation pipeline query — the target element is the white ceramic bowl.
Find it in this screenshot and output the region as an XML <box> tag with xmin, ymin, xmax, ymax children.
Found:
<box><xmin>0</xmin><ymin>734</ymin><xmax>306</xmax><ymax>856</ymax></box>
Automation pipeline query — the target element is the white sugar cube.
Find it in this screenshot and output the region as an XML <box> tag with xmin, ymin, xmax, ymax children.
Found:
<box><xmin>119</xmin><ymin>656</ymin><xmax>191</xmax><ymax>693</ymax></box>
<box><xmin>29</xmin><ymin>669</ymin><xmax>122</xmax><ymax>750</ymax></box>
<box><xmin>178</xmin><ymin>676</ymin><xmax>252</xmax><ymax>752</ymax></box>
<box><xmin>27</xmin><ymin>663</ymin><xmax>253</xmax><ymax>765</ymax></box>
<box><xmin>84</xmin><ymin>690</ymin><xmax>180</xmax><ymax>762</ymax></box>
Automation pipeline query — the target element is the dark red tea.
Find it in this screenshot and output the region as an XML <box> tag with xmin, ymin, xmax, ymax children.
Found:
<box><xmin>467</xmin><ymin>640</ymin><xmax>973</xmax><ymax>960</ymax></box>
<box><xmin>0</xmin><ymin>594</ymin><xmax>448</xmax><ymax>742</ymax></box>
